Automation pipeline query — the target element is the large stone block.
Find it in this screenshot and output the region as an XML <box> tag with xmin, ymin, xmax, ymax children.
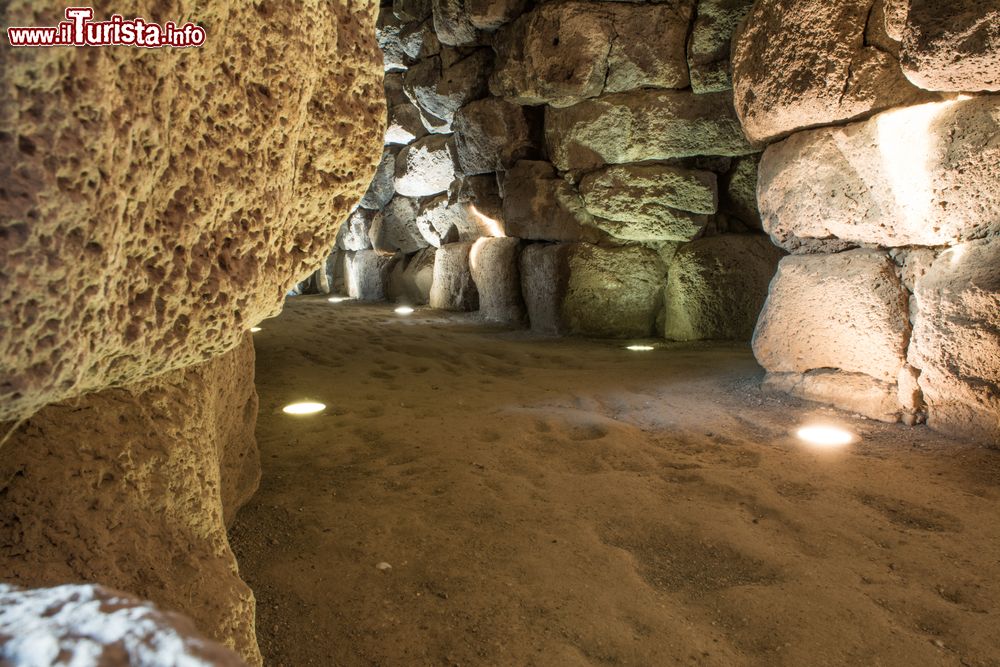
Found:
<box><xmin>502</xmin><ymin>161</ymin><xmax>603</xmax><ymax>242</ymax></box>
<box><xmin>520</xmin><ymin>243</ymin><xmax>664</xmax><ymax>337</ymax></box>
<box><xmin>0</xmin><ymin>336</ymin><xmax>261</xmax><ymax>664</ymax></box>
<box><xmin>0</xmin><ymin>584</ymin><xmax>247</xmax><ymax>666</ymax></box>
<box><xmin>403</xmin><ymin>51</ymin><xmax>491</xmax><ymax>126</ymax></box>
<box><xmin>762</xmin><ymin>370</ymin><xmax>905</xmax><ymax>423</ymax></box>
<box><xmin>386</xmin><ymin>103</ymin><xmax>429</xmax><ymax>146</ymax></box>
<box><xmin>664</xmin><ymin>235</ymin><xmax>783</xmax><ymax>341</ymax></box>
<box><xmin>910</xmin><ymin>238</ymin><xmax>1000</xmax><ymax>445</ymax></box>
<box><xmin>901</xmin><ymin>0</ymin><xmax>1000</xmax><ymax>92</ymax></box>
<box><xmin>416</xmin><ymin>194</ymin><xmax>484</xmax><ymax>247</ymax></box>
<box><xmin>758</xmin><ymin>96</ymin><xmax>1000</xmax><ymax>253</ymax></box>
<box><xmin>545</xmin><ymin>89</ymin><xmax>756</xmax><ymax>171</ymax></box>
<box><xmin>721</xmin><ymin>154</ymin><xmax>762</xmax><ymax>229</ymax></box>
<box><xmin>359</xmin><ymin>149</ymin><xmax>397</xmax><ymax>211</ymax></box>
<box><xmin>371</xmin><ymin>196</ymin><xmax>428</xmax><ymax>254</ymax></box>
<box><xmin>687</xmin><ymin>0</ymin><xmax>755</xmax><ymax>93</ymax></box>
<box><xmin>347</xmin><ymin>250</ymin><xmax>401</xmax><ymax>301</ymax></box>
<box><xmin>0</xmin><ymin>1</ymin><xmax>384</xmax><ymax>422</ymax></box>
<box><xmin>394</xmin><ymin>135</ymin><xmax>458</xmax><ymax>197</ymax></box>
<box><xmin>731</xmin><ymin>0</ymin><xmax>936</xmax><ymax>143</ymax></box>
<box><xmin>466</xmin><ymin>0</ymin><xmax>528</xmax><ymax>30</ymax></box>
<box><xmin>452</xmin><ymin>98</ymin><xmax>534</xmax><ymax>175</ymax></box>
<box><xmin>753</xmin><ymin>250</ymin><xmax>910</xmax><ymax>383</ymax></box>
<box><xmin>337</xmin><ymin>208</ymin><xmax>376</xmax><ymax>252</ymax></box>
<box><xmin>432</xmin><ymin>0</ymin><xmax>482</xmax><ymax>46</ymax></box>
<box><xmin>398</xmin><ymin>247</ymin><xmax>438</xmax><ymax>305</ymax></box>
<box><xmin>579</xmin><ymin>164</ymin><xmax>716</xmax><ymax>242</ymax></box>
<box><xmin>430</xmin><ymin>242</ymin><xmax>480</xmax><ymax>310</ymax></box>
<box><xmin>470</xmin><ymin>237</ymin><xmax>526</xmax><ymax>324</ymax></box>
<box><xmin>491</xmin><ymin>2</ymin><xmax>694</xmax><ymax>107</ymax></box>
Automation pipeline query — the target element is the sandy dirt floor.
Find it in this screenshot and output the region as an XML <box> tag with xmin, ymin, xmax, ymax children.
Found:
<box><xmin>229</xmin><ymin>297</ymin><xmax>1000</xmax><ymax>667</ymax></box>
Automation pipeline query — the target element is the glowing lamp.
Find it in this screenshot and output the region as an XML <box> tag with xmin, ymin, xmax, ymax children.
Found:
<box><xmin>626</xmin><ymin>345</ymin><xmax>655</xmax><ymax>352</ymax></box>
<box><xmin>282</xmin><ymin>402</ymin><xmax>326</xmax><ymax>416</ymax></box>
<box><xmin>328</xmin><ymin>296</ymin><xmax>348</xmax><ymax>303</ymax></box>
<box><xmin>250</xmin><ymin>327</ymin><xmax>262</xmax><ymax>333</ymax></box>
<box><xmin>796</xmin><ymin>425</ymin><xmax>854</xmax><ymax>448</ymax></box>
<box><xmin>395</xmin><ymin>306</ymin><xmax>415</xmax><ymax>315</ymax></box>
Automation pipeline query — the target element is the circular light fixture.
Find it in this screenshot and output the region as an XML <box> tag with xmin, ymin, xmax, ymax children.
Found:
<box><xmin>796</xmin><ymin>425</ymin><xmax>854</xmax><ymax>448</ymax></box>
<box><xmin>626</xmin><ymin>345</ymin><xmax>655</xmax><ymax>352</ymax></box>
<box><xmin>395</xmin><ymin>306</ymin><xmax>415</xmax><ymax>315</ymax></box>
<box><xmin>250</xmin><ymin>327</ymin><xmax>262</xmax><ymax>333</ymax></box>
<box><xmin>282</xmin><ymin>402</ymin><xmax>326</xmax><ymax>416</ymax></box>
<box><xmin>328</xmin><ymin>296</ymin><xmax>348</xmax><ymax>303</ymax></box>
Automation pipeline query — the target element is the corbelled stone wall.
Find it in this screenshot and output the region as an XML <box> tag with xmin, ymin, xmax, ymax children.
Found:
<box><xmin>734</xmin><ymin>0</ymin><xmax>999</xmax><ymax>444</ymax></box>
<box><xmin>300</xmin><ymin>0</ymin><xmax>785</xmax><ymax>342</ymax></box>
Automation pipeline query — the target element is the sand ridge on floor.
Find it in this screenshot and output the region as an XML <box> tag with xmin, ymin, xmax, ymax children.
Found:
<box><xmin>230</xmin><ymin>297</ymin><xmax>1000</xmax><ymax>667</ymax></box>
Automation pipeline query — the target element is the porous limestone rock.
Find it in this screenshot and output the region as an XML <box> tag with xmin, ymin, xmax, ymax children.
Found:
<box><xmin>687</xmin><ymin>0</ymin><xmax>755</xmax><ymax>93</ymax></box>
<box><xmin>901</xmin><ymin>0</ymin><xmax>1000</xmax><ymax>92</ymax></box>
<box><xmin>394</xmin><ymin>135</ymin><xmax>458</xmax><ymax>197</ymax></box>
<box><xmin>578</xmin><ymin>164</ymin><xmax>717</xmax><ymax>242</ymax></box>
<box><xmin>520</xmin><ymin>243</ymin><xmax>664</xmax><ymax>337</ymax></box>
<box><xmin>398</xmin><ymin>247</ymin><xmax>438</xmax><ymax>304</ymax></box>
<box><xmin>360</xmin><ymin>150</ymin><xmax>398</xmax><ymax>211</ymax></box>
<box><xmin>757</xmin><ymin>96</ymin><xmax>1000</xmax><ymax>253</ymax></box>
<box><xmin>731</xmin><ymin>0</ymin><xmax>935</xmax><ymax>143</ymax></box>
<box><xmin>753</xmin><ymin>250</ymin><xmax>910</xmax><ymax>383</ymax></box>
<box><xmin>337</xmin><ymin>208</ymin><xmax>377</xmax><ymax>252</ymax></box>
<box><xmin>910</xmin><ymin>238</ymin><xmax>1000</xmax><ymax>445</ymax></box>
<box><xmin>430</xmin><ymin>242</ymin><xmax>480</xmax><ymax>310</ymax></box>
<box><xmin>490</xmin><ymin>1</ymin><xmax>694</xmax><ymax>107</ymax></box>
<box><xmin>721</xmin><ymin>154</ymin><xmax>762</xmax><ymax>229</ymax></box>
<box><xmin>545</xmin><ymin>89</ymin><xmax>756</xmax><ymax>171</ymax></box>
<box><xmin>452</xmin><ymin>98</ymin><xmax>534</xmax><ymax>175</ymax></box>
<box><xmin>502</xmin><ymin>162</ymin><xmax>603</xmax><ymax>242</ymax></box>
<box><xmin>403</xmin><ymin>51</ymin><xmax>491</xmax><ymax>126</ymax></box>
<box><xmin>762</xmin><ymin>370</ymin><xmax>904</xmax><ymax>423</ymax></box>
<box><xmin>0</xmin><ymin>584</ymin><xmax>247</xmax><ymax>667</ymax></box>
<box><xmin>371</xmin><ymin>197</ymin><xmax>428</xmax><ymax>254</ymax></box>
<box><xmin>470</xmin><ymin>237</ymin><xmax>526</xmax><ymax>324</ymax></box>
<box><xmin>0</xmin><ymin>0</ymin><xmax>384</xmax><ymax>423</ymax></box>
<box><xmin>0</xmin><ymin>336</ymin><xmax>261</xmax><ymax>664</ymax></box>
<box><xmin>386</xmin><ymin>103</ymin><xmax>429</xmax><ymax>145</ymax></box>
<box><xmin>664</xmin><ymin>235</ymin><xmax>783</xmax><ymax>341</ymax></box>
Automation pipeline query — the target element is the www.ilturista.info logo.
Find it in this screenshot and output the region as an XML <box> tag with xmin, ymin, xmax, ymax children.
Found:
<box><xmin>6</xmin><ymin>7</ymin><xmax>206</xmax><ymax>48</ymax></box>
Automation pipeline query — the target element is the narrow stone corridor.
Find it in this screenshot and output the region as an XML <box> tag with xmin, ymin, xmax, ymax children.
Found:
<box><xmin>230</xmin><ymin>298</ymin><xmax>1000</xmax><ymax>667</ymax></box>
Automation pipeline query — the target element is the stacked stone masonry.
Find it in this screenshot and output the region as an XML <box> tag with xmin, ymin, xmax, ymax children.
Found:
<box><xmin>738</xmin><ymin>0</ymin><xmax>1000</xmax><ymax>445</ymax></box>
<box><xmin>305</xmin><ymin>0</ymin><xmax>783</xmax><ymax>343</ymax></box>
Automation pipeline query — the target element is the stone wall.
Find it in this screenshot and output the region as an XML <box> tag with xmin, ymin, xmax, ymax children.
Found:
<box><xmin>300</xmin><ymin>0</ymin><xmax>785</xmax><ymax>341</ymax></box>
<box><xmin>735</xmin><ymin>0</ymin><xmax>1000</xmax><ymax>444</ymax></box>
<box><xmin>0</xmin><ymin>335</ymin><xmax>262</xmax><ymax>663</ymax></box>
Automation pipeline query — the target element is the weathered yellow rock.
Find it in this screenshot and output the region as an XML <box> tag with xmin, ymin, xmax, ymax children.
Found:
<box><xmin>0</xmin><ymin>0</ymin><xmax>385</xmax><ymax>422</ymax></box>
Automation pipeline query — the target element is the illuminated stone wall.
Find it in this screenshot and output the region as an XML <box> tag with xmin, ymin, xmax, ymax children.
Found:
<box><xmin>735</xmin><ymin>0</ymin><xmax>1000</xmax><ymax>445</ymax></box>
<box><xmin>299</xmin><ymin>0</ymin><xmax>785</xmax><ymax>341</ymax></box>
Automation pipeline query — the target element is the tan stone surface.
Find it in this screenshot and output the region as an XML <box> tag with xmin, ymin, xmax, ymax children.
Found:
<box><xmin>902</xmin><ymin>0</ymin><xmax>1000</xmax><ymax>92</ymax></box>
<box><xmin>753</xmin><ymin>250</ymin><xmax>910</xmax><ymax>382</ymax></box>
<box><xmin>731</xmin><ymin>0</ymin><xmax>935</xmax><ymax>143</ymax></box>
<box><xmin>757</xmin><ymin>96</ymin><xmax>1000</xmax><ymax>252</ymax></box>
<box><xmin>0</xmin><ymin>335</ymin><xmax>262</xmax><ymax>664</ymax></box>
<box><xmin>910</xmin><ymin>238</ymin><xmax>1000</xmax><ymax>445</ymax></box>
<box><xmin>0</xmin><ymin>0</ymin><xmax>384</xmax><ymax>423</ymax></box>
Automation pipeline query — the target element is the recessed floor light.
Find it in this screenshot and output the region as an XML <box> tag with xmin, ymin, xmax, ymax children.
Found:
<box><xmin>626</xmin><ymin>345</ymin><xmax>655</xmax><ymax>351</ymax></box>
<box><xmin>250</xmin><ymin>327</ymin><xmax>262</xmax><ymax>333</ymax></box>
<box><xmin>328</xmin><ymin>296</ymin><xmax>348</xmax><ymax>303</ymax></box>
<box><xmin>395</xmin><ymin>306</ymin><xmax>415</xmax><ymax>315</ymax></box>
<box><xmin>282</xmin><ymin>402</ymin><xmax>326</xmax><ymax>416</ymax></box>
<box><xmin>796</xmin><ymin>425</ymin><xmax>854</xmax><ymax>448</ymax></box>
